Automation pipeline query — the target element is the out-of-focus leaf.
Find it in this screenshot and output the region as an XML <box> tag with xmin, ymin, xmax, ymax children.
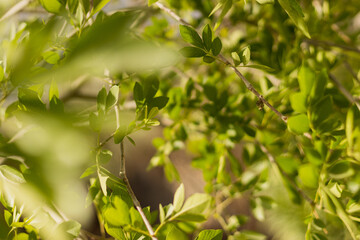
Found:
<box><xmin>180</xmin><ymin>47</ymin><xmax>207</xmax><ymax>58</ymax></box>
<box><xmin>256</xmin><ymin>0</ymin><xmax>274</xmax><ymax>4</ymax></box>
<box><xmin>167</xmin><ymin>225</ymin><xmax>188</xmax><ymax>240</ymax></box>
<box><xmin>93</xmin><ymin>0</ymin><xmax>111</xmax><ymax>13</ymax></box>
<box><xmin>58</xmin><ymin>220</ymin><xmax>81</xmax><ymax>237</ymax></box>
<box><xmin>42</xmin><ymin>51</ymin><xmax>60</xmax><ymax>64</ymax></box>
<box><xmin>231</xmin><ymin>52</ymin><xmax>241</xmax><ymax>66</ymax></box>
<box><xmin>18</xmin><ymin>88</ymin><xmax>46</xmax><ymax>112</ymax></box>
<box><xmin>287</xmin><ymin>114</ymin><xmax>310</xmax><ymax>134</ymax></box>
<box><xmin>203</xmin><ymin>56</ymin><xmax>216</xmax><ymax>63</ymax></box>
<box><xmin>328</xmin><ymin>161</ymin><xmax>354</xmax><ymax>179</ymax></box>
<box><xmin>97</xmin><ymin>87</ymin><xmax>107</xmax><ymax>113</ymax></box>
<box><xmin>148</xmin><ymin>0</ymin><xmax>159</xmax><ymax>6</ymax></box>
<box><xmin>195</xmin><ymin>229</ymin><xmax>223</xmax><ymax>240</ymax></box>
<box><xmin>106</xmin><ymin>85</ymin><xmax>119</xmax><ymax>111</ymax></box>
<box><xmin>0</xmin><ymin>165</ymin><xmax>26</xmax><ymax>183</ymax></box>
<box><xmin>240</xmin><ymin>46</ymin><xmax>251</xmax><ymax>65</ymax></box>
<box><xmin>278</xmin><ymin>0</ymin><xmax>311</xmax><ymax>38</ymax></box>
<box><xmin>39</xmin><ymin>0</ymin><xmax>63</xmax><ymax>13</ymax></box>
<box><xmin>298</xmin><ymin>63</ymin><xmax>315</xmax><ymax>96</ymax></box>
<box><xmin>298</xmin><ymin>164</ymin><xmax>318</xmax><ymax>188</ymax></box>
<box><xmin>173</xmin><ymin>183</ymin><xmax>185</xmax><ymax>212</ymax></box>
<box><xmin>290</xmin><ymin>92</ymin><xmax>307</xmax><ymax>113</ymax></box>
<box><xmin>144</xmin><ymin>75</ymin><xmax>159</xmax><ymax>99</ymax></box>
<box><xmin>103</xmin><ymin>196</ymin><xmax>131</xmax><ymax>226</ymax></box>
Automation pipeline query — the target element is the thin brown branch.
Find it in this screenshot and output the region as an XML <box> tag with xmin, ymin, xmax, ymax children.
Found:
<box><xmin>155</xmin><ymin>2</ymin><xmax>191</xmax><ymax>27</ymax></box>
<box><xmin>343</xmin><ymin>61</ymin><xmax>360</xmax><ymax>84</ymax></box>
<box><xmin>217</xmin><ymin>55</ymin><xmax>288</xmax><ymax>122</ymax></box>
<box><xmin>328</xmin><ymin>73</ymin><xmax>360</xmax><ymax>111</ymax></box>
<box><xmin>256</xmin><ymin>141</ymin><xmax>315</xmax><ymax>206</ymax></box>
<box><xmin>119</xmin><ymin>142</ymin><xmax>157</xmax><ymax>240</ymax></box>
<box><xmin>305</xmin><ymin>39</ymin><xmax>360</xmax><ymax>55</ymax></box>
<box><xmin>155</xmin><ymin>2</ymin><xmax>287</xmax><ymax>123</ymax></box>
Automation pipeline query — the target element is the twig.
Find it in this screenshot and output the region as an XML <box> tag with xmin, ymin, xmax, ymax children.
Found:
<box><xmin>343</xmin><ymin>60</ymin><xmax>360</xmax><ymax>84</ymax></box>
<box><xmin>119</xmin><ymin>143</ymin><xmax>157</xmax><ymax>240</ymax></box>
<box><xmin>256</xmin><ymin>141</ymin><xmax>315</xmax><ymax>206</ymax></box>
<box><xmin>111</xmin><ymin>77</ymin><xmax>156</xmax><ymax>239</ymax></box>
<box><xmin>328</xmin><ymin>73</ymin><xmax>360</xmax><ymax>111</ymax></box>
<box><xmin>305</xmin><ymin>39</ymin><xmax>360</xmax><ymax>55</ymax></box>
<box><xmin>217</xmin><ymin>55</ymin><xmax>288</xmax><ymax>122</ymax></box>
<box><xmin>155</xmin><ymin>2</ymin><xmax>191</xmax><ymax>27</ymax></box>
<box><xmin>155</xmin><ymin>2</ymin><xmax>287</xmax><ymax>123</ymax></box>
<box><xmin>0</xmin><ymin>0</ymin><xmax>31</xmax><ymax>22</ymax></box>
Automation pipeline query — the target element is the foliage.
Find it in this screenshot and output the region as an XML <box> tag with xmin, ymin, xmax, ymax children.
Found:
<box><xmin>0</xmin><ymin>0</ymin><xmax>360</xmax><ymax>240</ymax></box>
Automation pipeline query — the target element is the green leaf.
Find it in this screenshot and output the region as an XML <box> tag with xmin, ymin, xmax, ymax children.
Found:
<box><xmin>240</xmin><ymin>46</ymin><xmax>251</xmax><ymax>65</ymax></box>
<box><xmin>298</xmin><ymin>163</ymin><xmax>319</xmax><ymax>188</ymax></box>
<box><xmin>202</xmin><ymin>24</ymin><xmax>213</xmax><ymax>51</ymax></box>
<box><xmin>103</xmin><ymin>196</ymin><xmax>131</xmax><ymax>226</ymax></box>
<box><xmin>0</xmin><ymin>66</ymin><xmax>4</xmax><ymax>82</ymax></box>
<box><xmin>49</xmin><ymin>80</ymin><xmax>59</xmax><ymax>99</ymax></box>
<box><xmin>150</xmin><ymin>96</ymin><xmax>169</xmax><ymax>110</ymax></box>
<box><xmin>164</xmin><ymin>161</ymin><xmax>180</xmax><ymax>182</ymax></box>
<box><xmin>309</xmin><ymin>69</ymin><xmax>328</xmax><ymax>103</ymax></box>
<box><xmin>126</xmin><ymin>136</ymin><xmax>136</xmax><ymax>146</ymax></box>
<box><xmin>211</xmin><ymin>37</ymin><xmax>222</xmax><ymax>56</ymax></box>
<box><xmin>173</xmin><ymin>184</ymin><xmax>185</xmax><ymax>212</ymax></box>
<box><xmin>203</xmin><ymin>56</ymin><xmax>216</xmax><ymax>63</ymax></box>
<box><xmin>231</xmin><ymin>52</ymin><xmax>241</xmax><ymax>66</ymax></box>
<box><xmin>278</xmin><ymin>0</ymin><xmax>311</xmax><ymax>38</ymax></box>
<box><xmin>104</xmin><ymin>223</ymin><xmax>126</xmax><ymax>240</ymax></box>
<box><xmin>309</xmin><ymin>95</ymin><xmax>333</xmax><ymax>127</ymax></box>
<box><xmin>328</xmin><ymin>160</ymin><xmax>354</xmax><ymax>179</ymax></box>
<box><xmin>172</xmin><ymin>193</ymin><xmax>211</xmax><ymax>220</ymax></box>
<box><xmin>195</xmin><ymin>229</ymin><xmax>223</xmax><ymax>240</ymax></box>
<box><xmin>134</xmin><ymin>82</ymin><xmax>144</xmax><ymax>104</ymax></box>
<box><xmin>144</xmin><ymin>75</ymin><xmax>159</xmax><ymax>99</ymax></box>
<box><xmin>276</xmin><ymin>156</ymin><xmax>299</xmax><ymax>174</ymax></box>
<box><xmin>180</xmin><ymin>47</ymin><xmax>207</xmax><ymax>58</ymax></box>
<box><xmin>89</xmin><ymin>112</ymin><xmax>104</xmax><ymax>132</ymax></box>
<box><xmin>148</xmin><ymin>107</ymin><xmax>159</xmax><ymax>119</ymax></box>
<box><xmin>203</xmin><ymin>84</ymin><xmax>217</xmax><ymax>102</ymax></box>
<box><xmin>209</xmin><ymin>2</ymin><xmax>223</xmax><ymax>17</ymax></box>
<box><xmin>290</xmin><ymin>92</ymin><xmax>307</xmax><ymax>113</ymax></box>
<box><xmin>80</xmin><ymin>165</ymin><xmax>97</xmax><ymax>178</ymax></box>
<box><xmin>99</xmin><ymin>150</ymin><xmax>112</xmax><ymax>164</ymax></box>
<box><xmin>148</xmin><ymin>0</ymin><xmax>159</xmax><ymax>6</ymax></box>
<box><xmin>0</xmin><ymin>165</ymin><xmax>26</xmax><ymax>183</ymax></box>
<box><xmin>106</xmin><ymin>85</ymin><xmax>119</xmax><ymax>111</ymax></box>
<box><xmin>328</xmin><ymin>182</ymin><xmax>342</xmax><ymax>198</ymax></box>
<box><xmin>114</xmin><ymin>125</ymin><xmax>128</xmax><ymax>144</ymax></box>
<box><xmin>167</xmin><ymin>225</ymin><xmax>188</xmax><ymax>240</ymax></box>
<box><xmin>93</xmin><ymin>0</ymin><xmax>111</xmax><ymax>13</ymax></box>
<box><xmin>39</xmin><ymin>0</ymin><xmax>63</xmax><ymax>13</ymax></box>
<box><xmin>49</xmin><ymin>95</ymin><xmax>64</xmax><ymax>113</ymax></box>
<box><xmin>42</xmin><ymin>51</ymin><xmax>60</xmax><ymax>64</ymax></box>
<box><xmin>58</xmin><ymin>220</ymin><xmax>81</xmax><ymax>237</ymax></box>
<box><xmin>18</xmin><ymin>88</ymin><xmax>46</xmax><ymax>112</ymax></box>
<box><xmin>179</xmin><ymin>25</ymin><xmax>204</xmax><ymax>48</ymax></box>
<box><xmin>287</xmin><ymin>114</ymin><xmax>310</xmax><ymax>135</ymax></box>
<box><xmin>4</xmin><ymin>210</ymin><xmax>12</xmax><ymax>226</ymax></box>
<box><xmin>256</xmin><ymin>0</ymin><xmax>274</xmax><ymax>4</ymax></box>
<box><xmin>97</xmin><ymin>168</ymin><xmax>109</xmax><ymax>196</ymax></box>
<box><xmin>97</xmin><ymin>87</ymin><xmax>107</xmax><ymax>113</ymax></box>
<box><xmin>298</xmin><ymin>63</ymin><xmax>315</xmax><ymax>96</ymax></box>
<box><xmin>159</xmin><ymin>204</ymin><xmax>165</xmax><ymax>223</ymax></box>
